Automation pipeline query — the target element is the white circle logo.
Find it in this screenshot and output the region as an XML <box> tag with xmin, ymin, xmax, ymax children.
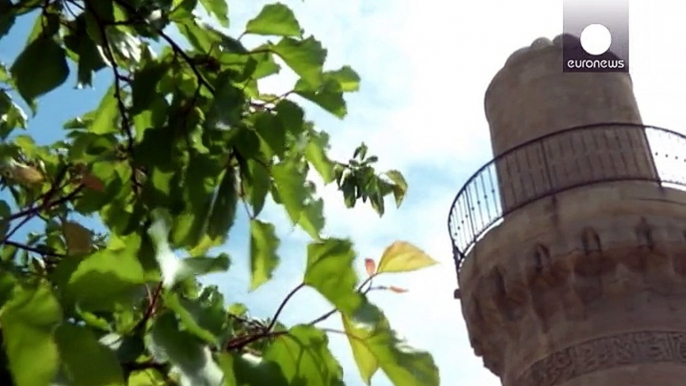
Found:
<box><xmin>580</xmin><ymin>24</ymin><xmax>612</xmax><ymax>56</ymax></box>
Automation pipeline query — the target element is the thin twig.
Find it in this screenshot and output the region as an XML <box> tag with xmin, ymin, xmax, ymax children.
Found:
<box><xmin>225</xmin><ymin>330</ymin><xmax>287</xmax><ymax>351</ymax></box>
<box><xmin>132</xmin><ymin>282</ymin><xmax>163</xmax><ymax>332</ymax></box>
<box><xmin>266</xmin><ymin>282</ymin><xmax>305</xmax><ymax>332</ymax></box>
<box><xmin>3</xmin><ymin>240</ymin><xmax>65</xmax><ymax>257</ymax></box>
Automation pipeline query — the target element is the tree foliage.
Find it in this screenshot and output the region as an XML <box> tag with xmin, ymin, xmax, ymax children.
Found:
<box><xmin>0</xmin><ymin>0</ymin><xmax>439</xmax><ymax>385</ymax></box>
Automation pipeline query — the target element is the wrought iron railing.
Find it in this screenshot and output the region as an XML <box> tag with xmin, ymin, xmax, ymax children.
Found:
<box><xmin>448</xmin><ymin>123</ymin><xmax>686</xmax><ymax>277</ymax></box>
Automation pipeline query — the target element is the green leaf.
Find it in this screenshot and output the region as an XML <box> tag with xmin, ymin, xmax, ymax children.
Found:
<box><xmin>249</xmin><ymin>219</ymin><xmax>280</xmax><ymax>291</ymax></box>
<box><xmin>10</xmin><ymin>36</ymin><xmax>69</xmax><ymax>104</ymax></box>
<box><xmin>271</xmin><ymin>160</ymin><xmax>307</xmax><ymax>224</ymax></box>
<box><xmin>65</xmin><ymin>240</ymin><xmax>147</xmax><ymax>311</ymax></box>
<box><xmin>200</xmin><ymin>0</ymin><xmax>229</xmax><ymax>27</ymax></box>
<box><xmin>54</xmin><ymin>324</ymin><xmax>125</xmax><ymax>386</ymax></box>
<box><xmin>0</xmin><ymin>270</ymin><xmax>16</xmax><ymax>308</ymax></box>
<box><xmin>206</xmin><ymin>167</ymin><xmax>238</xmax><ymax>241</ymax></box>
<box><xmin>376</xmin><ymin>241</ymin><xmax>438</xmax><ymax>274</ymax></box>
<box><xmin>325</xmin><ymin>66</ymin><xmax>361</xmax><ymax>92</ymax></box>
<box><xmin>0</xmin><ymin>0</ymin><xmax>15</xmax><ymax>39</ymax></box>
<box><xmin>254</xmin><ymin>112</ymin><xmax>285</xmax><ymax>158</ymax></box>
<box><xmin>305</xmin><ymin>130</ymin><xmax>335</xmax><ymax>183</ymax></box>
<box><xmin>172</xmin><ymin>166</ymin><xmax>238</xmax><ymax>252</ymax></box>
<box><xmin>264</xmin><ymin>325</ymin><xmax>344</xmax><ymax>385</ymax></box>
<box><xmin>295</xmin><ymin>77</ymin><xmax>346</xmax><ymax>118</ymax></box>
<box><xmin>342</xmin><ymin>300</ymin><xmax>439</xmax><ymax>386</ymax></box>
<box><xmin>385</xmin><ymin>170</ymin><xmax>408</xmax><ymax>207</ymax></box>
<box><xmin>126</xmin><ymin>369</ymin><xmax>166</xmax><ymax>385</ymax></box>
<box><xmin>245</xmin><ymin>4</ymin><xmax>302</xmax><ymax>37</ymax></box>
<box><xmin>218</xmin><ymin>352</ymin><xmax>288</xmax><ymax>386</ymax></box>
<box><xmin>342</xmin><ymin>313</ymin><xmax>377</xmax><ymax>384</ymax></box>
<box><xmin>208</xmin><ymin>71</ymin><xmax>245</xmax><ymax>126</ymax></box>
<box><xmin>149</xmin><ymin>312</ymin><xmax>224</xmax><ymax>385</ymax></box>
<box><xmin>242</xmin><ymin>159</ymin><xmax>270</xmax><ymax>216</ymax></box>
<box><xmin>131</xmin><ymin>62</ymin><xmax>168</xmax><ymax>115</ymax></box>
<box><xmin>63</xmin><ymin>17</ymin><xmax>108</xmax><ymax>88</ymax></box>
<box><xmin>164</xmin><ymin>289</ymin><xmax>226</xmax><ymax>344</ymax></box>
<box><xmin>303</xmin><ymin>238</ymin><xmax>361</xmax><ymax>315</ymax></box>
<box><xmin>298</xmin><ymin>198</ymin><xmax>324</xmax><ymax>239</ymax></box>
<box><xmin>175</xmin><ymin>19</ymin><xmax>221</xmax><ymax>53</ymax></box>
<box><xmin>176</xmin><ymin>254</ymin><xmax>231</xmax><ymax>283</ymax></box>
<box><xmin>89</xmin><ymin>86</ymin><xmax>120</xmax><ymax>135</ymax></box>
<box><xmin>271</xmin><ymin>36</ymin><xmax>326</xmax><ymax>88</ymax></box>
<box><xmin>275</xmin><ymin>99</ymin><xmax>305</xmax><ymax>136</ymax></box>
<box><xmin>1</xmin><ymin>283</ymin><xmax>62</xmax><ymax>386</ymax></box>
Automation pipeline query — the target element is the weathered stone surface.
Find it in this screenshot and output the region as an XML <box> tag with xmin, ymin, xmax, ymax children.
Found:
<box><xmin>458</xmin><ymin>35</ymin><xmax>686</xmax><ymax>386</ymax></box>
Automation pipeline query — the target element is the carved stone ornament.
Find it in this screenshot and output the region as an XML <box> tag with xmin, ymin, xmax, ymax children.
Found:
<box><xmin>515</xmin><ymin>331</ymin><xmax>686</xmax><ymax>386</ymax></box>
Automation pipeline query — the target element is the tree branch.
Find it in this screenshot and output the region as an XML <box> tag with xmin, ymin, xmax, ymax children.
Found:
<box><xmin>2</xmin><ymin>240</ymin><xmax>65</xmax><ymax>257</ymax></box>
<box><xmin>307</xmin><ymin>274</ymin><xmax>376</xmax><ymax>326</ymax></box>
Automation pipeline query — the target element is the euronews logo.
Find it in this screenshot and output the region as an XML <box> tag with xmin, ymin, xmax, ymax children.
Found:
<box><xmin>563</xmin><ymin>0</ymin><xmax>630</xmax><ymax>73</ymax></box>
<box><xmin>567</xmin><ymin>24</ymin><xmax>626</xmax><ymax>70</ymax></box>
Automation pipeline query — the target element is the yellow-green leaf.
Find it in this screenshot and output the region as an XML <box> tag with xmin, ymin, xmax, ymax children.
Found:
<box><xmin>342</xmin><ymin>314</ymin><xmax>378</xmax><ymax>384</ymax></box>
<box><xmin>376</xmin><ymin>241</ymin><xmax>438</xmax><ymax>274</ymax></box>
<box><xmin>385</xmin><ymin>170</ymin><xmax>407</xmax><ymax>207</ymax></box>
<box><xmin>62</xmin><ymin>221</ymin><xmax>93</xmax><ymax>255</ymax></box>
<box><xmin>342</xmin><ymin>300</ymin><xmax>439</xmax><ymax>386</ymax></box>
<box><xmin>1</xmin><ymin>284</ymin><xmax>62</xmax><ymax>386</ymax></box>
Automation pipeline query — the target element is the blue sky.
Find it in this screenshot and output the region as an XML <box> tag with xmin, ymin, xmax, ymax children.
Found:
<box><xmin>3</xmin><ymin>1</ymin><xmax>686</xmax><ymax>386</ymax></box>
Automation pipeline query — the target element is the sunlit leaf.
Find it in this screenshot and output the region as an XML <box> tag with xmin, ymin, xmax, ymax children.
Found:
<box><xmin>305</xmin><ymin>130</ymin><xmax>335</xmax><ymax>183</ymax></box>
<box><xmin>200</xmin><ymin>0</ymin><xmax>229</xmax><ymax>27</ymax></box>
<box><xmin>342</xmin><ymin>300</ymin><xmax>439</xmax><ymax>386</ymax></box>
<box><xmin>264</xmin><ymin>325</ymin><xmax>344</xmax><ymax>385</ymax></box>
<box><xmin>218</xmin><ymin>352</ymin><xmax>288</xmax><ymax>386</ymax></box>
<box><xmin>298</xmin><ymin>198</ymin><xmax>324</xmax><ymax>239</ymax></box>
<box><xmin>271</xmin><ymin>160</ymin><xmax>307</xmax><ymax>224</ymax></box>
<box><xmin>1</xmin><ymin>284</ymin><xmax>62</xmax><ymax>386</ymax></box>
<box><xmin>376</xmin><ymin>241</ymin><xmax>438</xmax><ymax>274</ymax></box>
<box><xmin>385</xmin><ymin>170</ymin><xmax>408</xmax><ymax>207</ymax></box>
<box><xmin>245</xmin><ymin>3</ymin><xmax>301</xmax><ymax>37</ymax></box>
<box><xmin>65</xmin><ymin>238</ymin><xmax>147</xmax><ymax>311</ymax></box>
<box><xmin>325</xmin><ymin>66</ymin><xmax>361</xmax><ymax>92</ymax></box>
<box><xmin>89</xmin><ymin>86</ymin><xmax>120</xmax><ymax>135</ymax></box>
<box><xmin>303</xmin><ymin>238</ymin><xmax>361</xmax><ymax>315</ymax></box>
<box><xmin>271</xmin><ymin>36</ymin><xmax>326</xmax><ymax>88</ymax></box>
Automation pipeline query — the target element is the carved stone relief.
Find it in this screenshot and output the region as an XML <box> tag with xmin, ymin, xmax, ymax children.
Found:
<box><xmin>515</xmin><ymin>331</ymin><xmax>686</xmax><ymax>386</ymax></box>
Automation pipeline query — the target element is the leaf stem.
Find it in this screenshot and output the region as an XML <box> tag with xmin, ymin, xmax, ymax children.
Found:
<box><xmin>308</xmin><ymin>274</ymin><xmax>377</xmax><ymax>326</ymax></box>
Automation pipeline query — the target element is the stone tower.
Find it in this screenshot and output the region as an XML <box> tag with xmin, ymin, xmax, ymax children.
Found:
<box><xmin>449</xmin><ymin>35</ymin><xmax>686</xmax><ymax>386</ymax></box>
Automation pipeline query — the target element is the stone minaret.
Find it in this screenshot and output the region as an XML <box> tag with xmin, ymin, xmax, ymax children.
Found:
<box><xmin>451</xmin><ymin>35</ymin><xmax>686</xmax><ymax>386</ymax></box>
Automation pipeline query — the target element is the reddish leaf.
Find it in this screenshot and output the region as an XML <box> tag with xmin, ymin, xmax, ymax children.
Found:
<box><xmin>388</xmin><ymin>286</ymin><xmax>408</xmax><ymax>294</ymax></box>
<box><xmin>364</xmin><ymin>258</ymin><xmax>375</xmax><ymax>276</ymax></box>
<box><xmin>82</xmin><ymin>173</ymin><xmax>104</xmax><ymax>191</ymax></box>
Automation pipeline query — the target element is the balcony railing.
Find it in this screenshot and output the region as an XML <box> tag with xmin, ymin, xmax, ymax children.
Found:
<box><xmin>448</xmin><ymin>123</ymin><xmax>686</xmax><ymax>278</ymax></box>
